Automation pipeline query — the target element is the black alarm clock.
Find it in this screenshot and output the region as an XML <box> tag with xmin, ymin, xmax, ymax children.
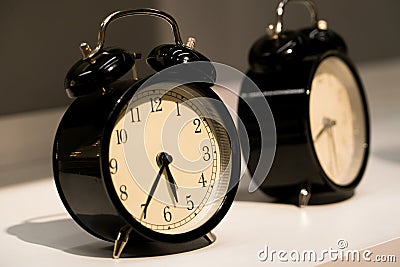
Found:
<box><xmin>53</xmin><ymin>9</ymin><xmax>240</xmax><ymax>259</ymax></box>
<box><xmin>238</xmin><ymin>0</ymin><xmax>369</xmax><ymax>206</ymax></box>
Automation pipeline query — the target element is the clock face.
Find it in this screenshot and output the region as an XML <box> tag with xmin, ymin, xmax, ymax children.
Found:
<box><xmin>107</xmin><ymin>84</ymin><xmax>234</xmax><ymax>235</ymax></box>
<box><xmin>309</xmin><ymin>56</ymin><xmax>368</xmax><ymax>186</ymax></box>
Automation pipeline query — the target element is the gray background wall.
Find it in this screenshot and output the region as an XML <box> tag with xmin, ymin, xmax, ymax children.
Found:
<box><xmin>1</xmin><ymin>0</ymin><xmax>399</xmax><ymax>115</ymax></box>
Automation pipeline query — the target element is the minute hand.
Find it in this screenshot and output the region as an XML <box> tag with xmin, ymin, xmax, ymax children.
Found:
<box><xmin>141</xmin><ymin>164</ymin><xmax>165</xmax><ymax>220</ymax></box>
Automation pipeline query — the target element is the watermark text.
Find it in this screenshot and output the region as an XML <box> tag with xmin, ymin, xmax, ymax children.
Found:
<box><xmin>257</xmin><ymin>239</ymin><xmax>397</xmax><ymax>263</ymax></box>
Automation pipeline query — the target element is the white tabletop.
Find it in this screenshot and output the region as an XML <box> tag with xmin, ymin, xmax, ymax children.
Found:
<box><xmin>1</xmin><ymin>58</ymin><xmax>400</xmax><ymax>266</ymax></box>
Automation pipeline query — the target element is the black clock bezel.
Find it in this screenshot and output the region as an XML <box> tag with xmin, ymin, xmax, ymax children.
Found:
<box><xmin>305</xmin><ymin>51</ymin><xmax>370</xmax><ymax>191</ymax></box>
<box><xmin>100</xmin><ymin>81</ymin><xmax>240</xmax><ymax>243</ymax></box>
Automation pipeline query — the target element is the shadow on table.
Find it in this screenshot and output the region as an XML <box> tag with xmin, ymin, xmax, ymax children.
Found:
<box><xmin>7</xmin><ymin>214</ymin><xmax>212</xmax><ymax>258</ymax></box>
<box><xmin>374</xmin><ymin>146</ymin><xmax>400</xmax><ymax>164</ymax></box>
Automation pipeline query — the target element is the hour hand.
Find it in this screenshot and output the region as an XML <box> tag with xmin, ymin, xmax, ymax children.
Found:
<box><xmin>314</xmin><ymin>117</ymin><xmax>336</xmax><ymax>142</ymax></box>
<box><xmin>157</xmin><ymin>152</ymin><xmax>179</xmax><ymax>205</ymax></box>
<box><xmin>165</xmin><ymin>165</ymin><xmax>179</xmax><ymax>203</ymax></box>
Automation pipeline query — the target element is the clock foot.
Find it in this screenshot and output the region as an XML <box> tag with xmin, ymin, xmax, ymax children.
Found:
<box><xmin>203</xmin><ymin>232</ymin><xmax>216</xmax><ymax>244</ymax></box>
<box><xmin>298</xmin><ymin>188</ymin><xmax>311</xmax><ymax>207</ymax></box>
<box><xmin>113</xmin><ymin>226</ymin><xmax>132</xmax><ymax>259</ymax></box>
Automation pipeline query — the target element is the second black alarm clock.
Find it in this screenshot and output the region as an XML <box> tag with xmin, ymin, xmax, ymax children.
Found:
<box><xmin>53</xmin><ymin>9</ymin><xmax>240</xmax><ymax>258</ymax></box>
<box><xmin>238</xmin><ymin>0</ymin><xmax>370</xmax><ymax>206</ymax></box>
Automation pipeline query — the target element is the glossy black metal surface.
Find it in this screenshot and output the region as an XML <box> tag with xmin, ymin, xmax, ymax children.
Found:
<box><xmin>249</xmin><ymin>27</ymin><xmax>347</xmax><ymax>74</ymax></box>
<box><xmin>240</xmin><ymin>27</ymin><xmax>370</xmax><ymax>205</ymax></box>
<box><xmin>65</xmin><ymin>48</ymin><xmax>135</xmax><ymax>98</ymax></box>
<box><xmin>147</xmin><ymin>44</ymin><xmax>207</xmax><ymax>71</ymax></box>
<box><xmin>249</xmin><ymin>30</ymin><xmax>307</xmax><ymax>74</ymax></box>
<box><xmin>53</xmin><ymin>80</ymin><xmax>136</xmax><ymax>242</ymax></box>
<box><xmin>147</xmin><ymin>44</ymin><xmax>216</xmax><ymax>84</ymax></box>
<box><xmin>300</xmin><ymin>26</ymin><xmax>347</xmax><ymax>56</ymax></box>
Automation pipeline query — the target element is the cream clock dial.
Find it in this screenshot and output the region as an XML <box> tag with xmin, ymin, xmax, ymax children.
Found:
<box><xmin>108</xmin><ymin>85</ymin><xmax>232</xmax><ymax>234</ymax></box>
<box><xmin>310</xmin><ymin>57</ymin><xmax>367</xmax><ymax>186</ymax></box>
